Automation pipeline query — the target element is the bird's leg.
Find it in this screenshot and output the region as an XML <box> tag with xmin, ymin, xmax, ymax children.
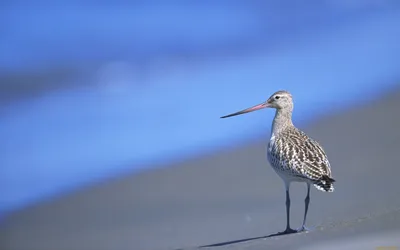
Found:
<box><xmin>282</xmin><ymin>184</ymin><xmax>296</xmax><ymax>234</ymax></box>
<box><xmin>298</xmin><ymin>183</ymin><xmax>311</xmax><ymax>232</ymax></box>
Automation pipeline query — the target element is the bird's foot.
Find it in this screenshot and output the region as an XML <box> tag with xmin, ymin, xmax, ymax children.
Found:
<box><xmin>268</xmin><ymin>227</ymin><xmax>299</xmax><ymax>237</ymax></box>
<box><xmin>297</xmin><ymin>225</ymin><xmax>312</xmax><ymax>232</ymax></box>
<box><xmin>280</xmin><ymin>228</ymin><xmax>297</xmax><ymax>235</ymax></box>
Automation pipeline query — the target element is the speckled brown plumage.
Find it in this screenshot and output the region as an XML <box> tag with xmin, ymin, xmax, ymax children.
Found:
<box><xmin>268</xmin><ymin>126</ymin><xmax>334</xmax><ymax>192</ymax></box>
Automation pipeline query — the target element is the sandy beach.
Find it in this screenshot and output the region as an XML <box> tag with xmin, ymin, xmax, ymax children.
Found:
<box><xmin>1</xmin><ymin>87</ymin><xmax>400</xmax><ymax>250</ymax></box>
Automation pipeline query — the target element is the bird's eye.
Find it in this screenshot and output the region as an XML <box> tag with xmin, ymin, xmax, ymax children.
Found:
<box><xmin>275</xmin><ymin>96</ymin><xmax>280</xmax><ymax>100</ymax></box>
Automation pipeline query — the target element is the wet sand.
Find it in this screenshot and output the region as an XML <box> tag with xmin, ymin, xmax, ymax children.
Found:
<box><xmin>1</xmin><ymin>88</ymin><xmax>400</xmax><ymax>250</ymax></box>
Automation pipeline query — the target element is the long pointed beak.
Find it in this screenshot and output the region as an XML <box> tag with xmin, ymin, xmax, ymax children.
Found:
<box><xmin>221</xmin><ymin>101</ymin><xmax>269</xmax><ymax>118</ymax></box>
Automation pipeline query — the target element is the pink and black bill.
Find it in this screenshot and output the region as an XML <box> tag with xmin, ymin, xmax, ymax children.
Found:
<box><xmin>220</xmin><ymin>101</ymin><xmax>270</xmax><ymax>118</ymax></box>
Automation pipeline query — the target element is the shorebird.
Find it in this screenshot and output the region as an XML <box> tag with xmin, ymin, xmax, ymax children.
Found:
<box><xmin>221</xmin><ymin>90</ymin><xmax>335</xmax><ymax>234</ymax></box>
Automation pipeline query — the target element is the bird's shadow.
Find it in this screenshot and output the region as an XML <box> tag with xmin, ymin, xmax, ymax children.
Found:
<box><xmin>197</xmin><ymin>230</ymin><xmax>299</xmax><ymax>248</ymax></box>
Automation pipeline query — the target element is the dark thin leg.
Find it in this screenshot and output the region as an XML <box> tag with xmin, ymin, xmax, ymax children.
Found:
<box><xmin>285</xmin><ymin>189</ymin><xmax>291</xmax><ymax>230</ymax></box>
<box><xmin>282</xmin><ymin>183</ymin><xmax>296</xmax><ymax>234</ymax></box>
<box><xmin>299</xmin><ymin>183</ymin><xmax>311</xmax><ymax>232</ymax></box>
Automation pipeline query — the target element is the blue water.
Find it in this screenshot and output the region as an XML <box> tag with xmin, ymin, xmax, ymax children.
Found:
<box><xmin>1</xmin><ymin>2</ymin><xmax>400</xmax><ymax>216</ymax></box>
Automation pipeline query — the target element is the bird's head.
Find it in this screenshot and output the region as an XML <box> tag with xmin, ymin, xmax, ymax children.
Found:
<box><xmin>266</xmin><ymin>90</ymin><xmax>293</xmax><ymax>110</ymax></box>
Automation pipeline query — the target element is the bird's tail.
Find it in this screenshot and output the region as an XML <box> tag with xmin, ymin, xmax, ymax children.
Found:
<box><xmin>313</xmin><ymin>175</ymin><xmax>335</xmax><ymax>192</ymax></box>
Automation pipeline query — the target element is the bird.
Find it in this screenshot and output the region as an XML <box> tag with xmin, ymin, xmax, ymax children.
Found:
<box><xmin>221</xmin><ymin>90</ymin><xmax>335</xmax><ymax>235</ymax></box>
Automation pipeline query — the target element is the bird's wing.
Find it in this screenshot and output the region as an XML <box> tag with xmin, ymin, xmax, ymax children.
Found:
<box><xmin>275</xmin><ymin>129</ymin><xmax>332</xmax><ymax>180</ymax></box>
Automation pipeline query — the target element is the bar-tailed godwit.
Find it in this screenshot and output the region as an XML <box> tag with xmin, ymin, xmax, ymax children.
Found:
<box><xmin>221</xmin><ymin>90</ymin><xmax>335</xmax><ymax>234</ymax></box>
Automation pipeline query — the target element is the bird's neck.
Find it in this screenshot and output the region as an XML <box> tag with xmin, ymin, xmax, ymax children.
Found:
<box><xmin>271</xmin><ymin>108</ymin><xmax>293</xmax><ymax>136</ymax></box>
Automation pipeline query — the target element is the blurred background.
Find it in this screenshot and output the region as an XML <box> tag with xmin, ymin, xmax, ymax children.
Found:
<box><xmin>1</xmin><ymin>0</ymin><xmax>400</xmax><ymax>224</ymax></box>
